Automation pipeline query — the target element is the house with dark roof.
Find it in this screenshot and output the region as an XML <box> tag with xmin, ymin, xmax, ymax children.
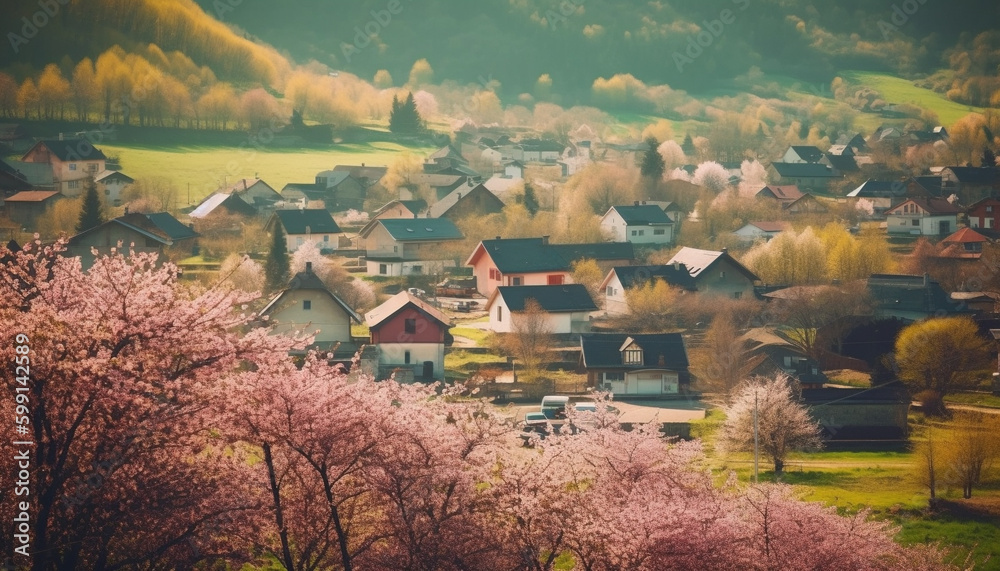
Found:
<box><xmin>466</xmin><ymin>236</ymin><xmax>635</xmax><ymax>297</ymax></box>
<box><xmin>427</xmin><ymin>182</ymin><xmax>505</xmax><ymax>220</ymax></box>
<box><xmin>802</xmin><ymin>385</ymin><xmax>910</xmax><ymax>442</ymax></box>
<box><xmin>781</xmin><ymin>145</ymin><xmax>825</xmax><ymax>164</ymax></box>
<box><xmin>600</xmin><ymin>204</ymin><xmax>675</xmax><ymax>245</ymax></box>
<box><xmin>266</xmin><ymin>209</ymin><xmax>342</xmax><ymax>252</ymax></box>
<box><xmin>485</xmin><ymin>284</ymin><xmax>597</xmax><ymax>334</ymax></box>
<box><xmin>189</xmin><ymin>192</ymin><xmax>258</xmax><ymax>221</ymax></box>
<box><xmin>885</xmin><ymin>197</ymin><xmax>960</xmax><ymax>236</ymax></box>
<box><xmin>67</xmin><ymin>212</ymin><xmax>197</xmax><ymax>267</ymax></box>
<box><xmin>940</xmin><ymin>167</ymin><xmax>1000</xmax><ymax>204</ymax></box>
<box><xmin>732</xmin><ymin>221</ymin><xmax>792</xmax><ymax>243</ymax></box>
<box><xmin>218</xmin><ymin>178</ymin><xmax>282</xmax><ymax>211</ymax></box>
<box><xmin>359</xmin><ymin>217</ymin><xmax>464</xmax><ymax>276</ymax></box>
<box><xmin>834</xmin><ymin>133</ymin><xmax>869</xmax><ymax>154</ymax></box>
<box><xmin>739</xmin><ymin>328</ymin><xmax>828</xmax><ymax>390</ymax></box>
<box><xmin>866</xmin><ymin>273</ymin><xmax>966</xmax><ymax>321</ymax></box>
<box><xmin>410</xmin><ymin>173</ymin><xmax>472</xmax><ymax>200</ymax></box>
<box><xmin>21</xmin><ymin>139</ymin><xmax>107</xmax><ymax>196</ymax></box>
<box><xmin>767</xmin><ymin>162</ymin><xmax>842</xmax><ymax>191</ymax></box>
<box><xmin>666</xmin><ymin>247</ymin><xmax>759</xmax><ymax>299</ymax></box>
<box><xmin>600</xmin><ymin>264</ymin><xmax>697</xmax><ymax>315</ymax></box>
<box><xmin>966</xmin><ymin>197</ymin><xmax>1000</xmax><ymax>235</ymax></box>
<box><xmin>94</xmin><ymin>170</ymin><xmax>133</xmax><ymax>207</ymax></box>
<box><xmin>3</xmin><ymin>190</ymin><xmax>61</xmax><ymax>228</ymax></box>
<box><xmin>784</xmin><ymin>193</ymin><xmax>828</xmax><ymax>214</ymax></box>
<box><xmin>259</xmin><ymin>265</ymin><xmax>361</xmax><ymax>355</ymax></box>
<box><xmin>847</xmin><ymin>179</ymin><xmax>923</xmax><ymax>215</ymax></box>
<box><xmin>365</xmin><ymin>291</ymin><xmax>452</xmax><ymax>382</ymax></box>
<box><xmin>281</xmin><ymin>171</ymin><xmax>365</xmax><ymax>212</ymax></box>
<box><xmin>821</xmin><ymin>152</ymin><xmax>861</xmax><ymax>174</ymax></box>
<box><xmin>332</xmin><ymin>164</ymin><xmax>387</xmax><ymax>188</ymax></box>
<box><xmin>755</xmin><ymin>185</ymin><xmax>803</xmax><ymax>206</ymax></box>
<box><xmin>579</xmin><ymin>333</ymin><xmax>690</xmax><ymax>397</ymax></box>
<box><xmin>0</xmin><ymin>158</ymin><xmax>35</xmax><ymax>194</ymax></box>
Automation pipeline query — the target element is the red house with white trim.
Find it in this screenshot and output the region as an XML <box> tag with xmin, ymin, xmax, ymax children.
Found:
<box><xmin>365</xmin><ymin>291</ymin><xmax>452</xmax><ymax>382</ymax></box>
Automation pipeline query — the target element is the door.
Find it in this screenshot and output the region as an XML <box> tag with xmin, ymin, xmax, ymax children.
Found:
<box><xmin>547</xmin><ymin>274</ymin><xmax>564</xmax><ymax>285</ymax></box>
<box><xmin>422</xmin><ymin>361</ymin><xmax>434</xmax><ymax>379</ymax></box>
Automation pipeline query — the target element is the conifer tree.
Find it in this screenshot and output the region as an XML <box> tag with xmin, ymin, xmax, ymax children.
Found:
<box><xmin>265</xmin><ymin>223</ymin><xmax>289</xmax><ymax>291</ymax></box>
<box><xmin>640</xmin><ymin>136</ymin><xmax>665</xmax><ymax>181</ymax></box>
<box><xmin>681</xmin><ymin>132</ymin><xmax>696</xmax><ymax>156</ymax></box>
<box><xmin>76</xmin><ymin>178</ymin><xmax>104</xmax><ymax>233</ymax></box>
<box><xmin>523</xmin><ymin>181</ymin><xmax>540</xmax><ymax>216</ymax></box>
<box><xmin>389</xmin><ymin>92</ymin><xmax>423</xmax><ymax>134</ymax></box>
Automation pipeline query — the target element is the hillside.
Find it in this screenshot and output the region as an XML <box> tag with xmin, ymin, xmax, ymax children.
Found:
<box><xmin>193</xmin><ymin>0</ymin><xmax>1000</xmax><ymax>100</ymax></box>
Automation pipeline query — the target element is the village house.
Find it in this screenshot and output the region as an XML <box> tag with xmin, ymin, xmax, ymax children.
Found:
<box><xmin>733</xmin><ymin>221</ymin><xmax>792</xmax><ymax>243</ymax></box>
<box><xmin>867</xmin><ymin>273</ymin><xmax>965</xmax><ymax>322</ymax></box>
<box><xmin>579</xmin><ymin>333</ymin><xmax>690</xmax><ymax>397</ymax></box>
<box><xmin>466</xmin><ymin>236</ymin><xmax>635</xmax><ymax>297</ymax></box>
<box><xmin>410</xmin><ymin>173</ymin><xmax>472</xmax><ymax>200</ymax></box>
<box><xmin>218</xmin><ymin>178</ymin><xmax>283</xmax><ymax>211</ymax></box>
<box><xmin>599</xmin><ymin>204</ymin><xmax>675</xmax><ymax>245</ymax></box>
<box><xmin>885</xmin><ymin>197</ymin><xmax>960</xmax><ymax>236</ymax></box>
<box><xmin>767</xmin><ymin>162</ymin><xmax>841</xmax><ymax>192</ymax></box>
<box><xmin>666</xmin><ymin>247</ymin><xmax>759</xmax><ymax>299</ymax></box>
<box><xmin>3</xmin><ymin>190</ymin><xmax>61</xmax><ymax>228</ymax></box>
<box><xmin>484</xmin><ymin>284</ymin><xmax>597</xmax><ymax>334</ymax></box>
<box><xmin>940</xmin><ymin>166</ymin><xmax>1000</xmax><ymax>204</ymax></box>
<box><xmin>266</xmin><ymin>209</ymin><xmax>342</xmax><ymax>253</ymax></box>
<box><xmin>67</xmin><ymin>211</ymin><xmax>197</xmax><ymax>267</ymax></box>
<box><xmin>939</xmin><ymin>227</ymin><xmax>990</xmax><ymax>259</ymax></box>
<box><xmin>370</xmin><ymin>199</ymin><xmax>428</xmax><ymax>222</ymax></box>
<box><xmin>332</xmin><ymin>164</ymin><xmax>387</xmax><ymax>190</ymax></box>
<box><xmin>189</xmin><ymin>192</ymin><xmax>259</xmax><ymax>222</ymax></box>
<box><xmin>281</xmin><ymin>171</ymin><xmax>365</xmax><ymax>211</ymax></box>
<box><xmin>780</xmin><ymin>145</ymin><xmax>825</xmax><ymax>164</ymax></box>
<box><xmin>600</xmin><ymin>264</ymin><xmax>697</xmax><ymax>316</ymax></box>
<box><xmin>0</xmin><ymin>158</ymin><xmax>35</xmax><ymax>195</ymax></box>
<box><xmin>739</xmin><ymin>328</ymin><xmax>828</xmax><ymax>390</ymax></box>
<box><xmin>802</xmin><ymin>386</ymin><xmax>910</xmax><ymax>442</ymax></box>
<box><xmin>846</xmin><ymin>179</ymin><xmax>923</xmax><ymax>215</ymax></box>
<box><xmin>21</xmin><ymin>138</ymin><xmax>107</xmax><ymax>196</ymax></box>
<box><xmin>359</xmin><ymin>217</ymin><xmax>464</xmax><ymax>276</ymax></box>
<box><xmin>427</xmin><ymin>182</ymin><xmax>505</xmax><ymax>221</ymax></box>
<box><xmin>365</xmin><ymin>291</ymin><xmax>452</xmax><ymax>382</ymax></box>
<box><xmin>94</xmin><ymin>170</ymin><xmax>133</xmax><ymax>207</ymax></box>
<box><xmin>755</xmin><ymin>185</ymin><xmax>803</xmax><ymax>207</ymax></box>
<box><xmin>258</xmin><ymin>263</ymin><xmax>361</xmax><ymax>356</ymax></box>
<box><xmin>965</xmin><ymin>197</ymin><xmax>1000</xmax><ymax>234</ymax></box>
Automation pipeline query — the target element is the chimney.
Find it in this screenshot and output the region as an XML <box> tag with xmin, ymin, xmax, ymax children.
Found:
<box><xmin>673</xmin><ymin>261</ymin><xmax>680</xmax><ymax>271</ymax></box>
<box><xmin>721</xmin><ymin>247</ymin><xmax>728</xmax><ymax>254</ymax></box>
<box><xmin>243</xmin><ymin>179</ymin><xmax>248</xmax><ymax>191</ymax></box>
<box><xmin>361</xmin><ymin>162</ymin><xmax>365</xmax><ymax>167</ymax></box>
<box><xmin>306</xmin><ymin>261</ymin><xmax>313</xmax><ymax>273</ymax></box>
<box><xmin>541</xmin><ymin>235</ymin><xmax>550</xmax><ymax>245</ymax></box>
<box><xmin>495</xmin><ymin>236</ymin><xmax>501</xmax><ymax>240</ymax></box>
<box><xmin>456</xmin><ymin>192</ymin><xmax>462</xmax><ymax>199</ymax></box>
<box><xmin>634</xmin><ymin>200</ymin><xmax>640</xmax><ymax>206</ymax></box>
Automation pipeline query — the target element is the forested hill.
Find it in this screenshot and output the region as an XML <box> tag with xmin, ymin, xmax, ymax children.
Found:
<box><xmin>192</xmin><ymin>0</ymin><xmax>1000</xmax><ymax>100</ymax></box>
<box><xmin>0</xmin><ymin>0</ymin><xmax>288</xmax><ymax>85</ymax></box>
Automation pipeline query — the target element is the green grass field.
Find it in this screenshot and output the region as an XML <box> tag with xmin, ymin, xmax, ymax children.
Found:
<box><xmin>842</xmin><ymin>71</ymin><xmax>987</xmax><ymax>127</ymax></box>
<box><xmin>100</xmin><ymin>141</ymin><xmax>433</xmax><ymax>206</ymax></box>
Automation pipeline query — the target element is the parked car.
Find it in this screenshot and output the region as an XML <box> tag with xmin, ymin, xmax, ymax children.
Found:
<box><xmin>520</xmin><ymin>412</ymin><xmax>551</xmax><ymax>446</ymax></box>
<box><xmin>540</xmin><ymin>395</ymin><xmax>570</xmax><ymax>420</ymax></box>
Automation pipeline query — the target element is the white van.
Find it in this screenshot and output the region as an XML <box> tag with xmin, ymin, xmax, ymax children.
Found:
<box><xmin>540</xmin><ymin>395</ymin><xmax>570</xmax><ymax>420</ymax></box>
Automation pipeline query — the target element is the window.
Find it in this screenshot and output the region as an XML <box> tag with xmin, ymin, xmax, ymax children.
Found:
<box><xmin>733</xmin><ymin>291</ymin><xmax>742</xmax><ymax>300</ymax></box>
<box><xmin>631</xmin><ymin>230</ymin><xmax>637</xmax><ymax>236</ymax></box>
<box><xmin>379</xmin><ymin>263</ymin><xmax>388</xmax><ymax>275</ymax></box>
<box><xmin>637</xmin><ymin>230</ymin><xmax>645</xmax><ymax>236</ymax></box>
<box><xmin>912</xmin><ymin>219</ymin><xmax>919</xmax><ymax>226</ymax></box>
<box><xmin>303</xmin><ymin>300</ymin><xmax>312</xmax><ymax>310</ymax></box>
<box><xmin>607</xmin><ymin>286</ymin><xmax>615</xmax><ymax>296</ymax></box>
<box><xmin>393</xmin><ymin>245</ymin><xmax>398</xmax><ymax>253</ymax></box>
<box><xmin>68</xmin><ymin>180</ymin><xmax>80</xmax><ymax>189</ymax></box>
<box><xmin>603</xmin><ymin>372</ymin><xmax>624</xmax><ymax>382</ymax></box>
<box><xmin>69</xmin><ymin>163</ymin><xmax>77</xmax><ymax>171</ymax></box>
<box><xmin>653</xmin><ymin>229</ymin><xmax>665</xmax><ymax>235</ymax></box>
<box><xmin>988</xmin><ymin>206</ymin><xmax>993</xmax><ymax>213</ymax></box>
<box><xmin>512</xmin><ymin>277</ymin><xmax>522</xmax><ymax>285</ymax></box>
<box><xmin>87</xmin><ymin>163</ymin><xmax>98</xmax><ymax>173</ymax></box>
<box><xmin>405</xmin><ymin>318</ymin><xmax>417</xmax><ymax>334</ymax></box>
<box><xmin>719</xmin><ymin>271</ymin><xmax>726</xmax><ymax>279</ymax></box>
<box><xmin>624</xmin><ymin>348</ymin><xmax>642</xmax><ymax>365</ymax></box>
<box><xmin>989</xmin><ymin>219</ymin><xmax>995</xmax><ymax>229</ymax></box>
<box><xmin>547</xmin><ymin>274</ymin><xmax>563</xmax><ymax>285</ymax></box>
<box><xmin>404</xmin><ymin>351</ymin><xmax>411</xmax><ymax>364</ymax></box>
<box><xmin>496</xmin><ymin>306</ymin><xmax>503</xmax><ymax>322</ymax></box>
<box><xmin>412</xmin><ymin>265</ymin><xmax>422</xmax><ymax>274</ymax></box>
<box><xmin>323</xmin><ymin>235</ymin><xmax>329</xmax><ymax>242</ymax></box>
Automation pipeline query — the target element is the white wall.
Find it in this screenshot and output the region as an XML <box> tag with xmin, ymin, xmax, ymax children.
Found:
<box><xmin>376</xmin><ymin>342</ymin><xmax>445</xmax><ymax>380</ymax></box>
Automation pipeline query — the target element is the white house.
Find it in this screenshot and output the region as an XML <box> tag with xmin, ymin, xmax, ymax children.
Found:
<box><xmin>885</xmin><ymin>198</ymin><xmax>961</xmax><ymax>236</ymax></box>
<box><xmin>95</xmin><ymin>170</ymin><xmax>134</xmax><ymax>207</ymax></box>
<box><xmin>666</xmin><ymin>247</ymin><xmax>760</xmax><ymax>299</ymax></box>
<box><xmin>502</xmin><ymin>160</ymin><xmax>525</xmax><ymax>179</ymax></box>
<box><xmin>484</xmin><ymin>284</ymin><xmax>597</xmax><ymax>334</ymax></box>
<box><xmin>599</xmin><ymin>264</ymin><xmax>697</xmax><ymax>316</ymax></box>
<box><xmin>733</xmin><ymin>221</ymin><xmax>791</xmax><ymax>243</ymax></box>
<box><xmin>600</xmin><ymin>204</ymin><xmax>674</xmax><ymax>245</ymax></box>
<box><xmin>258</xmin><ymin>266</ymin><xmax>361</xmax><ymax>350</ymax></box>
<box><xmin>267</xmin><ymin>209</ymin><xmax>343</xmax><ymax>253</ymax></box>
<box><xmin>360</xmin><ymin>217</ymin><xmax>464</xmax><ymax>276</ymax></box>
<box><xmin>580</xmin><ymin>333</ymin><xmax>690</xmax><ymax>396</ymax></box>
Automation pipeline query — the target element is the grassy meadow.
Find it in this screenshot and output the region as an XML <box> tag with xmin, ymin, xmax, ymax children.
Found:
<box><xmin>843</xmin><ymin>71</ymin><xmax>988</xmax><ymax>127</ymax></box>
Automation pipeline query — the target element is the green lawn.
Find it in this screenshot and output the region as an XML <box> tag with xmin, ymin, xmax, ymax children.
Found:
<box><xmin>100</xmin><ymin>141</ymin><xmax>433</xmax><ymax>206</ymax></box>
<box><xmin>944</xmin><ymin>392</ymin><xmax>1000</xmax><ymax>409</ymax></box>
<box><xmin>842</xmin><ymin>71</ymin><xmax>987</xmax><ymax>127</ymax></box>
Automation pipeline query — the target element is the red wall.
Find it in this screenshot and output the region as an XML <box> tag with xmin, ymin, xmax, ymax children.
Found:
<box><xmin>371</xmin><ymin>307</ymin><xmax>445</xmax><ymax>344</ymax></box>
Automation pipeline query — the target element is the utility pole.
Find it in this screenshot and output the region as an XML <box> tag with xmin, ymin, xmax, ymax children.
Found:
<box><xmin>753</xmin><ymin>390</ymin><xmax>759</xmax><ymax>484</ymax></box>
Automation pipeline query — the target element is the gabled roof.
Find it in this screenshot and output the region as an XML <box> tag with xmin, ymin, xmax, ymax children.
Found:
<box><xmin>487</xmin><ymin>284</ymin><xmax>597</xmax><ymax>313</ymax></box>
<box><xmin>885</xmin><ymin>197</ymin><xmax>961</xmax><ymax>215</ymax></box>
<box><xmin>666</xmin><ymin>247</ymin><xmax>760</xmax><ymax>282</ymax></box>
<box><xmin>362</xmin><ymin>217</ymin><xmax>463</xmax><ymax>241</ymax></box>
<box><xmin>769</xmin><ymin>162</ymin><xmax>840</xmax><ymax>178</ymax></box>
<box><xmin>332</xmin><ymin>164</ymin><xmax>387</xmax><ymax>182</ymax></box>
<box><xmin>756</xmin><ymin>185</ymin><xmax>803</xmax><ymax>202</ymax></box>
<box><xmin>942</xmin><ymin>227</ymin><xmax>989</xmax><ymax>245</ymax></box>
<box><xmin>788</xmin><ymin>146</ymin><xmax>824</xmax><ymax>163</ymax></box>
<box><xmin>271</xmin><ymin>209</ymin><xmax>341</xmax><ymax>235</ymax></box>
<box><xmin>4</xmin><ymin>190</ymin><xmax>60</xmax><ymax>202</ymax></box>
<box><xmin>823</xmin><ymin>153</ymin><xmax>859</xmax><ymax>173</ymax></box>
<box><xmin>427</xmin><ymin>183</ymin><xmax>504</xmax><ymax>218</ymax></box>
<box><xmin>260</xmin><ymin>270</ymin><xmax>361</xmax><ymax>323</ymax></box>
<box><xmin>373</xmin><ymin>199</ymin><xmax>427</xmax><ymax>217</ymax></box>
<box><xmin>71</xmin><ymin>212</ymin><xmax>197</xmax><ymax>246</ymax></box>
<box><xmin>316</xmin><ymin>170</ymin><xmax>353</xmax><ymax>187</ymax></box>
<box><xmin>24</xmin><ymin>139</ymin><xmax>107</xmax><ymax>162</ymax></box>
<box><xmin>967</xmin><ymin>196</ymin><xmax>1000</xmax><ymax>211</ymax></box>
<box><xmin>220</xmin><ymin>178</ymin><xmax>277</xmax><ymax>195</ymax></box>
<box><xmin>189</xmin><ymin>192</ymin><xmax>258</xmax><ymax>219</ymax></box>
<box><xmin>365</xmin><ymin>291</ymin><xmax>452</xmax><ymax>329</ymax></box>
<box><xmin>428</xmin><ymin>144</ymin><xmax>465</xmax><ymax>162</ymax></box>
<box><xmin>601</xmin><ymin>264</ymin><xmax>697</xmax><ymax>291</ymax></box>
<box><xmin>95</xmin><ymin>170</ymin><xmax>134</xmax><ymax>184</ymax></box>
<box><xmin>606</xmin><ymin>204</ymin><xmax>673</xmax><ymax>225</ymax></box>
<box><xmin>866</xmin><ymin>273</ymin><xmax>957</xmax><ymax>315</ymax></box>
<box><xmin>942</xmin><ymin>166</ymin><xmax>1000</xmax><ymax>185</ymax></box>
<box><xmin>743</xmin><ymin>221</ymin><xmax>792</xmax><ymax>233</ymax></box>
<box><xmin>846</xmin><ymin>179</ymin><xmax>908</xmax><ymax>198</ymax></box>
<box><xmin>410</xmin><ymin>173</ymin><xmax>467</xmax><ymax>188</ymax></box>
<box><xmin>466</xmin><ymin>238</ymin><xmax>635</xmax><ymax>274</ymax></box>
<box><xmin>827</xmin><ymin>144</ymin><xmax>853</xmax><ymax>156</ymax></box>
<box><xmin>580</xmin><ymin>333</ymin><xmax>688</xmax><ymax>370</ymax></box>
